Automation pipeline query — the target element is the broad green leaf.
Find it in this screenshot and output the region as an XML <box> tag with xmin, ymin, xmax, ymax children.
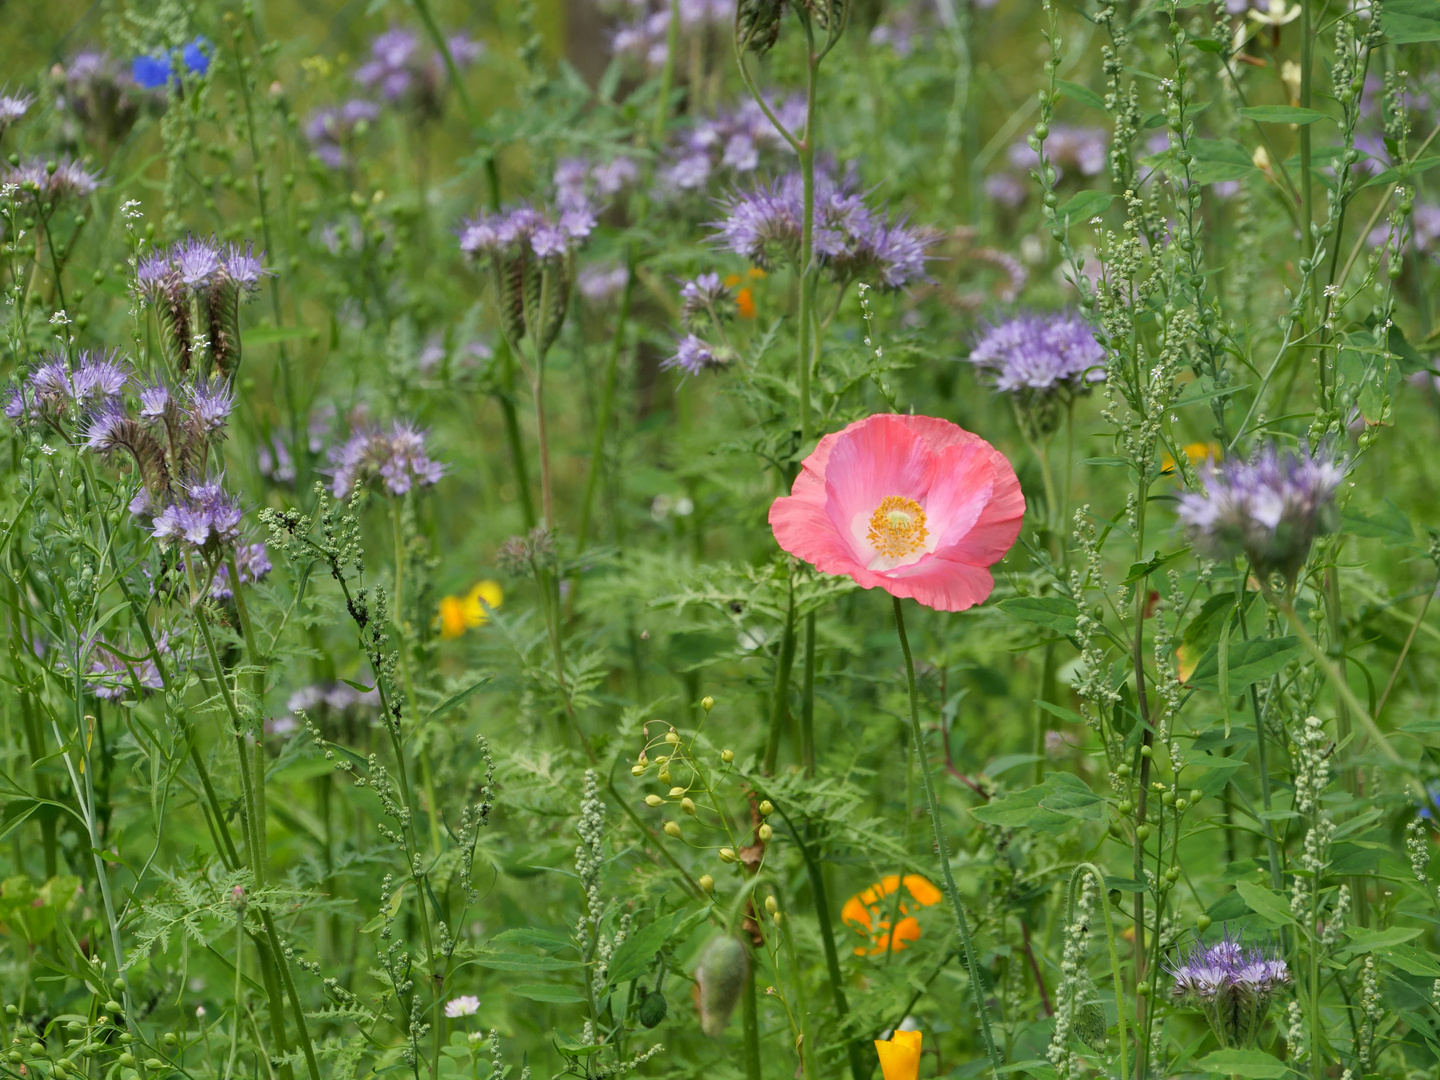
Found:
<box><xmin>1036</xmin><ymin>774</ymin><xmax>1106</xmax><ymax>821</ymax></box>
<box><xmin>1342</xmin><ymin>501</ymin><xmax>1414</xmax><ymax>547</ymax></box>
<box><xmin>607</xmin><ymin>913</ymin><xmax>675</xmax><ymax>986</ymax></box>
<box><xmin>1185</xmin><ymin>637</ymin><xmax>1300</xmax><ymax>692</ymax></box>
<box><xmin>1058</xmin><ymin>190</ymin><xmax>1115</xmax><ymax>224</ymax></box>
<box><xmin>490</xmin><ymin>927</ymin><xmax>573</xmax><ymax>953</ymax></box>
<box><xmin>999</xmin><ymin>595</ymin><xmax>1079</xmax><ymax>635</ymax></box>
<box><xmin>1341</xmin><ymin>927</ymin><xmax>1423</xmax><ymax>956</ymax></box>
<box><xmin>472</xmin><ymin>953</ymin><xmax>580</xmax><ymax>972</ymax></box>
<box><xmin>1124</xmin><ymin>549</ymin><xmax>1187</xmax><ymax>584</ymax></box>
<box><xmin>1184</xmin><ymin>138</ymin><xmax>1255</xmax><ymax>184</ymax></box>
<box><xmin>1195</xmin><ymin>1048</ymin><xmax>1287</xmax><ymax>1078</ymax></box>
<box><xmin>1385</xmin><ymin>0</ymin><xmax>1440</xmax><ymax>44</ymax></box>
<box><xmin>510</xmin><ymin>984</ymin><xmax>587</xmax><ymax>1004</ymax></box>
<box><xmin>1057</xmin><ymin>80</ymin><xmax>1106</xmax><ymax>111</ymax></box>
<box><xmin>1238</xmin><ymin>105</ymin><xmax>1331</xmax><ymax>125</ymax></box>
<box><xmin>1235</xmin><ymin>881</ymin><xmax>1294</xmax><ymax>927</ymax></box>
<box><xmin>970</xmin><ymin>773</ymin><xmax>1103</xmax><ymax>833</ymax></box>
<box><xmin>1376</xmin><ymin>943</ymin><xmax>1440</xmax><ymax>977</ymax></box>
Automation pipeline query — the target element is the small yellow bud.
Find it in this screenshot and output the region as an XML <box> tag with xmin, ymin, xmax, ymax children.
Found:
<box><xmin>681</xmin><ymin>797</ymin><xmax>697</xmax><ymax>815</ymax></box>
<box><xmin>764</xmin><ymin>895</ymin><xmax>778</xmax><ymax>915</ymax></box>
<box><xmin>701</xmin><ymin>695</ymin><xmax>714</xmax><ymax>712</ymax></box>
<box><xmin>665</xmin><ymin>731</ymin><xmax>681</xmax><ymax>745</ymax></box>
<box><xmin>645</xmin><ymin>794</ymin><xmax>664</xmax><ymax>808</ymax></box>
<box><xmin>663</xmin><ymin>821</ymin><xmax>683</xmax><ymax>838</ymax></box>
<box><xmin>699</xmin><ymin>874</ymin><xmax>715</xmax><ymax>893</ymax></box>
<box><xmin>658</xmin><ymin>769</ymin><xmax>672</xmax><ymax>785</ymax></box>
<box><xmin>631</xmin><ymin>764</ymin><xmax>646</xmax><ymax>776</ymax></box>
<box><xmin>758</xmin><ymin>823</ymin><xmax>773</xmax><ymax>842</ymax></box>
<box><xmin>772</xmin><ymin>911</ymin><xmax>783</xmax><ymax>926</ymax></box>
<box><xmin>758</xmin><ymin>800</ymin><xmax>773</xmax><ymax>816</ymax></box>
<box><xmin>654</xmin><ymin>755</ymin><xmax>669</xmax><ymax>766</ymax></box>
<box><xmin>669</xmin><ymin>786</ymin><xmax>686</xmax><ymax>797</ymax></box>
<box><xmin>718</xmin><ymin>847</ymin><xmax>737</xmax><ymax>863</ymax></box>
<box><xmin>720</xmin><ymin>749</ymin><xmax>734</xmax><ymax>763</ymax></box>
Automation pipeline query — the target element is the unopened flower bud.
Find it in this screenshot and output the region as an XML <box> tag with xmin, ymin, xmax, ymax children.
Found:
<box><xmin>720</xmin><ymin>749</ymin><xmax>734</xmax><ymax>763</ymax></box>
<box><xmin>658</xmin><ymin>769</ymin><xmax>672</xmax><ymax>785</ymax></box>
<box><xmin>645</xmin><ymin>794</ymin><xmax>664</xmax><ymax>807</ymax></box>
<box><xmin>681</xmin><ymin>797</ymin><xmax>697</xmax><ymax>815</ymax></box>
<box><xmin>669</xmin><ymin>786</ymin><xmax>686</xmax><ymax>797</ymax></box>
<box><xmin>758</xmin><ymin>800</ymin><xmax>773</xmax><ymax>816</ymax></box>
<box><xmin>631</xmin><ymin>764</ymin><xmax>646</xmax><ymax>776</ymax></box>
<box><xmin>701</xmin><ymin>696</ymin><xmax>714</xmax><ymax>712</ymax></box>
<box><xmin>695</xmin><ymin>935</ymin><xmax>749</xmax><ymax>1038</ymax></box>
<box><xmin>718</xmin><ymin>847</ymin><xmax>737</xmax><ymax>863</ymax></box>
<box><xmin>663</xmin><ymin>821</ymin><xmax>683</xmax><ymax>838</ymax></box>
<box><xmin>665</xmin><ymin>731</ymin><xmax>680</xmax><ymax>745</ymax></box>
<box><xmin>699</xmin><ymin>874</ymin><xmax>714</xmax><ymax>893</ymax></box>
<box><xmin>764</xmin><ymin>895</ymin><xmax>778</xmax><ymax>915</ymax></box>
<box><xmin>757</xmin><ymin>823</ymin><xmax>773</xmax><ymax>842</ymax></box>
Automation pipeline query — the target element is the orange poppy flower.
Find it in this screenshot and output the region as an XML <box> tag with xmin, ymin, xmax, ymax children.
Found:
<box><xmin>875</xmin><ymin>1029</ymin><xmax>922</xmax><ymax>1080</ymax></box>
<box><xmin>841</xmin><ymin>874</ymin><xmax>942</xmax><ymax>955</ymax></box>
<box><xmin>736</xmin><ymin>287</ymin><xmax>756</xmax><ymax>319</ymax></box>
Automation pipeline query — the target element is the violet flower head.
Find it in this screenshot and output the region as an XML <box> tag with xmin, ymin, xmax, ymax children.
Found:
<box><xmin>6</xmin><ymin>349</ymin><xmax>131</xmax><ymax>425</ymax></box>
<box><xmin>55</xmin><ymin>50</ymin><xmax>155</xmax><ymax>147</ymax></box>
<box><xmin>151</xmin><ymin>476</ymin><xmax>244</xmax><ymax>551</ymax></box>
<box><xmin>328</xmin><ymin>420</ymin><xmax>444</xmax><ymax>498</ymax></box>
<box><xmin>679</xmin><ymin>272</ymin><xmax>734</xmax><ymax>329</ymax></box>
<box><xmin>174</xmin><ymin>234</ymin><xmax>224</xmax><ymax>289</ymax></box>
<box><xmin>186</xmin><ymin>378</ymin><xmax>236</xmax><ymax>433</ymax></box>
<box><xmin>714</xmin><ymin>166</ymin><xmax>935</xmax><ymax>288</ymax></box>
<box><xmin>355</xmin><ymin>25</ymin><xmax>481</xmax><ymax>116</ymax></box>
<box><xmin>657</xmin><ymin>95</ymin><xmax>804</xmax><ymax>198</ymax></box>
<box><xmin>209</xmin><ymin>542</ymin><xmax>273</xmax><ymax>600</ymax></box>
<box><xmin>305</xmin><ymin>100</ymin><xmax>380</xmax><ymax>168</ymax></box>
<box><xmin>0</xmin><ymin>89</ymin><xmax>34</xmax><ymax>137</ymax></box>
<box><xmin>1168</xmin><ymin>933</ymin><xmax>1290</xmax><ymax>1048</ymax></box>
<box><xmin>1176</xmin><ymin>444</ymin><xmax>1345</xmax><ymax>582</ymax></box>
<box><xmin>5</xmin><ymin>156</ymin><xmax>103</xmax><ymax>204</ymax></box>
<box><xmin>1007</xmin><ymin>124</ymin><xmax>1109</xmax><ymax>179</ymax></box>
<box><xmin>969</xmin><ymin>311</ymin><xmax>1107</xmax><ymax>396</ymax></box>
<box><xmin>459</xmin><ymin>203</ymin><xmax>588</xmax><ymax>351</ymax></box>
<box><xmin>578</xmin><ymin>263</ymin><xmax>630</xmax><ymax>304</ymax></box>
<box><xmin>81</xmin><ymin>636</ymin><xmax>167</xmax><ymax>702</ymax></box>
<box><xmin>662</xmin><ymin>334</ymin><xmax>728</xmax><ymax>376</ymax></box>
<box><xmin>554</xmin><ymin>155</ymin><xmax>638</xmax><ymax>212</ymax></box>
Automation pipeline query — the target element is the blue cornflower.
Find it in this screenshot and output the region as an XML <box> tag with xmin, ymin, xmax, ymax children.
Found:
<box><xmin>132</xmin><ymin>37</ymin><xmax>211</xmax><ymax>89</ymax></box>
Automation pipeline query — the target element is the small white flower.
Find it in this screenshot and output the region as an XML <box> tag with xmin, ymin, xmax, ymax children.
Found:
<box><xmin>445</xmin><ymin>995</ymin><xmax>480</xmax><ymax>1018</ymax></box>
<box><xmin>50</xmin><ymin>310</ymin><xmax>71</xmax><ymax>325</ymax></box>
<box><xmin>40</xmin><ymin>444</ymin><xmax>56</xmax><ymax>456</ymax></box>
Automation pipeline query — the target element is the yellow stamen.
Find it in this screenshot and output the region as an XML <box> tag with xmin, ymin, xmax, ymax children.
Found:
<box><xmin>866</xmin><ymin>496</ymin><xmax>928</xmax><ymax>560</ymax></box>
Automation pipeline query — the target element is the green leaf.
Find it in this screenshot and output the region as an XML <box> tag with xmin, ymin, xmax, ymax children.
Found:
<box><xmin>970</xmin><ymin>773</ymin><xmax>1103</xmax><ymax>834</ymax></box>
<box><xmin>1057</xmin><ymin>80</ymin><xmax>1107</xmax><ymax>111</ymax></box>
<box><xmin>1036</xmin><ymin>774</ymin><xmax>1106</xmax><ymax>821</ymax></box>
<box><xmin>1343</xmin><ymin>500</ymin><xmax>1414</xmax><ymax>547</ymax></box>
<box><xmin>489</xmin><ymin>928</ymin><xmax>573</xmax><ymax>953</ymax></box>
<box><xmin>1185</xmin><ymin>637</ymin><xmax>1300</xmax><ymax>692</ymax></box>
<box><xmin>1385</xmin><ymin>0</ymin><xmax>1440</xmax><ymax>44</ymax></box>
<box><xmin>998</xmin><ymin>596</ymin><xmax>1079</xmax><ymax>635</ymax></box>
<box><xmin>1238</xmin><ymin>105</ymin><xmax>1331</xmax><ymax>126</ymax></box>
<box><xmin>1057</xmin><ymin>189</ymin><xmax>1115</xmax><ymax>224</ymax></box>
<box><xmin>1123</xmin><ymin>549</ymin><xmax>1187</xmax><ymax>584</ymax></box>
<box><xmin>1195</xmin><ymin>1048</ymin><xmax>1288</xmax><ymax>1078</ymax></box>
<box><xmin>1340</xmin><ymin>927</ymin><xmax>1423</xmax><ymax>957</ymax></box>
<box><xmin>424</xmin><ymin>676</ymin><xmax>495</xmax><ymax>722</ymax></box>
<box><xmin>472</xmin><ymin>954</ymin><xmax>580</xmax><ymax>972</ymax></box>
<box><xmin>1184</xmin><ymin>138</ymin><xmax>1256</xmax><ymax>184</ymax></box>
<box><xmin>1375</xmin><ymin>943</ymin><xmax>1440</xmax><ymax>976</ymax></box>
<box><xmin>510</xmin><ymin>984</ymin><xmax>586</xmax><ymax>1004</ymax></box>
<box><xmin>1234</xmin><ymin>881</ymin><xmax>1294</xmax><ymax>927</ymax></box>
<box><xmin>1183</xmin><ymin>755</ymin><xmax>1246</xmax><ymax>799</ymax></box>
<box><xmin>606</xmin><ymin>913</ymin><xmax>675</xmax><ymax>987</ymax></box>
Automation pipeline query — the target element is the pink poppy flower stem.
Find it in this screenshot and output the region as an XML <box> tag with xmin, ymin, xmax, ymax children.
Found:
<box><xmin>891</xmin><ymin>595</ymin><xmax>1003</xmax><ymax>1076</ymax></box>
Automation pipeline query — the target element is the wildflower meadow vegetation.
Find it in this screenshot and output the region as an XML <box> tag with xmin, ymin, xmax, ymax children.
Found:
<box><xmin>5</xmin><ymin>0</ymin><xmax>1440</xmax><ymax>1078</ymax></box>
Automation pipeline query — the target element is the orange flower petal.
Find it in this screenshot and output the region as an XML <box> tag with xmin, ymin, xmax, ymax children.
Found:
<box><xmin>439</xmin><ymin>596</ymin><xmax>467</xmax><ymax>639</ymax></box>
<box><xmin>736</xmin><ymin>288</ymin><xmax>756</xmax><ymax>319</ymax></box>
<box><xmin>875</xmin><ymin>1030</ymin><xmax>922</xmax><ymax>1080</ymax></box>
<box><xmin>841</xmin><ymin>895</ymin><xmax>873</xmax><ymax>931</ymax></box>
<box><xmin>888</xmin><ymin>917</ymin><xmax>922</xmax><ymax>952</ymax></box>
<box><xmin>902</xmin><ymin>875</ymin><xmax>942</xmax><ymax>906</ymax></box>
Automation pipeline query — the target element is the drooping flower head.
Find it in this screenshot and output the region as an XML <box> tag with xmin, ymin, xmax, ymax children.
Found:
<box><xmin>969</xmin><ymin>311</ymin><xmax>1106</xmax><ymax>396</ymax></box>
<box><xmin>1176</xmin><ymin>444</ymin><xmax>1344</xmax><ymax>582</ymax></box>
<box><xmin>1168</xmin><ymin>932</ymin><xmax>1290</xmax><ymax>1048</ymax></box>
<box><xmin>715</xmin><ymin>166</ymin><xmax>936</xmax><ymax>288</ymax></box>
<box><xmin>328</xmin><ymin>420</ymin><xmax>444</xmax><ymax>498</ymax></box>
<box><xmin>769</xmin><ymin>414</ymin><xmax>1026</xmax><ymax>611</ymax></box>
<box><xmin>459</xmin><ymin>203</ymin><xmax>592</xmax><ymax>353</ymax></box>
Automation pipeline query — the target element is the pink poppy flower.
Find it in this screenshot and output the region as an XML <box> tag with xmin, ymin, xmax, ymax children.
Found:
<box><xmin>768</xmin><ymin>414</ymin><xmax>1025</xmax><ymax>611</ymax></box>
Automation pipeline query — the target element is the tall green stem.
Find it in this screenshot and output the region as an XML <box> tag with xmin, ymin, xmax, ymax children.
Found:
<box><xmin>1069</xmin><ymin>864</ymin><xmax>1129</xmax><ymax>1080</ymax></box>
<box><xmin>892</xmin><ymin>596</ymin><xmax>1002</xmax><ymax>1076</ymax></box>
<box><xmin>577</xmin><ymin>254</ymin><xmax>636</xmax><ymax>551</ymax></box>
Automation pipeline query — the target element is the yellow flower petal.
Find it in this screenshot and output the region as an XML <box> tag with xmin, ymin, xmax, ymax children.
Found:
<box><xmin>439</xmin><ymin>596</ymin><xmax>467</xmax><ymax>640</ymax></box>
<box><xmin>461</xmin><ymin>580</ymin><xmax>503</xmax><ymax>626</ymax></box>
<box><xmin>875</xmin><ymin>1030</ymin><xmax>922</xmax><ymax>1080</ymax></box>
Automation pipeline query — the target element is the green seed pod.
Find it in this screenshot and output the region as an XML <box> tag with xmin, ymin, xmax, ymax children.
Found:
<box><xmin>695</xmin><ymin>935</ymin><xmax>750</xmax><ymax>1038</ymax></box>
<box><xmin>638</xmin><ymin>988</ymin><xmax>668</xmax><ymax>1029</ymax></box>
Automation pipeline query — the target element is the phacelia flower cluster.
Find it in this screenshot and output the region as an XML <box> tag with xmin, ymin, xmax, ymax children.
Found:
<box><xmin>1169</xmin><ymin>934</ymin><xmax>1290</xmax><ymax>1049</ymax></box>
<box><xmin>459</xmin><ymin>203</ymin><xmax>594</xmax><ymax>352</ymax></box>
<box><xmin>0</xmin><ymin>88</ymin><xmax>34</xmax><ymax>139</ymax></box>
<box><xmin>136</xmin><ymin>235</ymin><xmax>269</xmax><ymax>376</ymax></box>
<box><xmin>354</xmin><ymin>27</ymin><xmax>483</xmax><ymax>116</ymax></box>
<box><xmin>656</xmin><ymin>96</ymin><xmax>806</xmax><ymax>198</ymax></box>
<box><xmin>1177</xmin><ymin>444</ymin><xmax>1344</xmax><ymax>582</ymax></box>
<box><xmin>968</xmin><ymin>311</ymin><xmax>1106</xmax><ymax>396</ymax></box>
<box><xmin>555</xmin><ymin>156</ymin><xmax>638</xmax><ymax>213</ymax></box>
<box><xmin>52</xmin><ymin>49</ymin><xmax>162</xmax><ymax>148</ymax></box>
<box><xmin>305</xmin><ymin>100</ymin><xmax>381</xmax><ymax>169</ymax></box>
<box><xmin>612</xmin><ymin>0</ymin><xmax>732</xmax><ymax>70</ymax></box>
<box><xmin>715</xmin><ymin>166</ymin><xmax>935</xmax><ymax>288</ymax></box>
<box><xmin>328</xmin><ymin>420</ymin><xmax>444</xmax><ymax>499</ymax></box>
<box><xmin>5</xmin><ymin>349</ymin><xmax>129</xmax><ymax>425</ymax></box>
<box><xmin>663</xmin><ymin>272</ymin><xmax>737</xmax><ymax>375</ymax></box>
<box><xmin>78</xmin><ymin>634</ymin><xmax>169</xmax><ymax>702</ymax></box>
<box><xmin>4</xmin><ymin>156</ymin><xmax>103</xmax><ymax>205</ymax></box>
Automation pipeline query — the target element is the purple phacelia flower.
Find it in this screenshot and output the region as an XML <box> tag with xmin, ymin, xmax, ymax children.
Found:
<box><xmin>6</xmin><ymin>349</ymin><xmax>131</xmax><ymax>426</ymax></box>
<box><xmin>1176</xmin><ymin>444</ymin><xmax>1344</xmax><ymax>582</ymax></box>
<box><xmin>0</xmin><ymin>89</ymin><xmax>34</xmax><ymax>136</ymax></box>
<box><xmin>968</xmin><ymin>311</ymin><xmax>1107</xmax><ymax>396</ymax></box>
<box><xmin>328</xmin><ymin>420</ymin><xmax>444</xmax><ymax>498</ymax></box>
<box><xmin>679</xmin><ymin>272</ymin><xmax>732</xmax><ymax>328</ymax></box>
<box><xmin>1168</xmin><ymin>932</ymin><xmax>1290</xmax><ymax>1048</ymax></box>
<box><xmin>209</xmin><ymin>541</ymin><xmax>272</xmax><ymax>600</ymax></box>
<box><xmin>662</xmin><ymin>334</ymin><xmax>728</xmax><ymax>376</ymax></box>
<box><xmin>713</xmin><ymin>166</ymin><xmax>935</xmax><ymax>288</ymax></box>
<box><xmin>1007</xmin><ymin>123</ymin><xmax>1109</xmax><ymax>180</ymax></box>
<box><xmin>354</xmin><ymin>26</ymin><xmax>481</xmax><ymax>117</ymax></box>
<box><xmin>186</xmin><ymin>377</ymin><xmax>235</xmax><ymax>433</ymax></box>
<box><xmin>4</xmin><ymin>156</ymin><xmax>103</xmax><ymax>203</ymax></box>
<box><xmin>151</xmin><ymin>476</ymin><xmax>244</xmax><ymax>550</ymax></box>
<box><xmin>305</xmin><ymin>100</ymin><xmax>381</xmax><ymax>169</ymax></box>
<box><xmin>173</xmin><ymin>234</ymin><xmax>224</xmax><ymax>288</ymax></box>
<box><xmin>578</xmin><ymin>263</ymin><xmax>630</xmax><ymax>304</ymax></box>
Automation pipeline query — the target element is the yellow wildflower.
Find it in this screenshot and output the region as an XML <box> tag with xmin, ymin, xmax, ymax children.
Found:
<box><xmin>875</xmin><ymin>1029</ymin><xmax>922</xmax><ymax>1080</ymax></box>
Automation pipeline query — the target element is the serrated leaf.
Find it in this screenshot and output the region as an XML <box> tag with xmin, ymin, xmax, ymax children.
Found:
<box><xmin>999</xmin><ymin>596</ymin><xmax>1079</xmax><ymax>635</ymax></box>
<box><xmin>1195</xmin><ymin>1048</ymin><xmax>1287</xmax><ymax>1078</ymax></box>
<box><xmin>1238</xmin><ymin>105</ymin><xmax>1331</xmax><ymax>125</ymax></box>
<box><xmin>1235</xmin><ymin>881</ymin><xmax>1294</xmax><ymax>927</ymax></box>
<box><xmin>970</xmin><ymin>773</ymin><xmax>1102</xmax><ymax>833</ymax></box>
<box><xmin>1185</xmin><ymin>637</ymin><xmax>1300</xmax><ymax>692</ymax></box>
<box><xmin>1343</xmin><ymin>501</ymin><xmax>1414</xmax><ymax>546</ymax></box>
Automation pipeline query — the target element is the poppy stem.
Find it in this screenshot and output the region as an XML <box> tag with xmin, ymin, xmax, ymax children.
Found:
<box><xmin>891</xmin><ymin>596</ymin><xmax>1003</xmax><ymax>1076</ymax></box>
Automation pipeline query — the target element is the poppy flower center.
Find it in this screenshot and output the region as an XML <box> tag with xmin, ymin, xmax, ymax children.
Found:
<box><xmin>867</xmin><ymin>496</ymin><xmax>929</xmax><ymax>559</ymax></box>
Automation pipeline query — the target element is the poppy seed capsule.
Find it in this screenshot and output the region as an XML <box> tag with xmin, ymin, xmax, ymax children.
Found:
<box><xmin>695</xmin><ymin>935</ymin><xmax>749</xmax><ymax>1038</ymax></box>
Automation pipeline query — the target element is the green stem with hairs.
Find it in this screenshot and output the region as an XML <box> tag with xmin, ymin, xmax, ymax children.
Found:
<box><xmin>892</xmin><ymin>596</ymin><xmax>1002</xmax><ymax>1076</ymax></box>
